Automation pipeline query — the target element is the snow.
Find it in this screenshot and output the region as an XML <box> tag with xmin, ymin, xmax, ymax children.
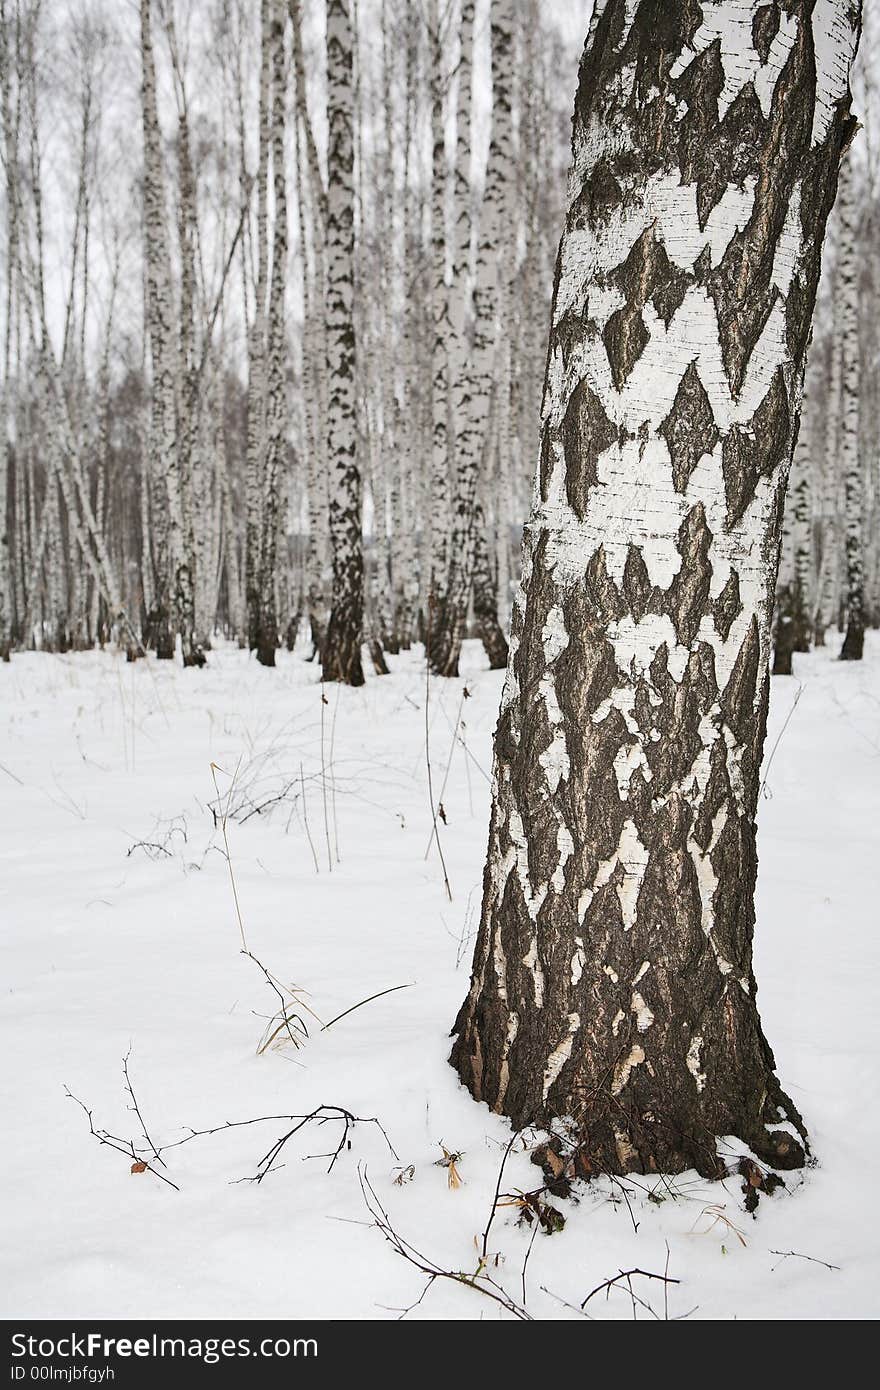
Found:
<box><xmin>1</xmin><ymin>635</ymin><xmax>879</xmax><ymax>1320</ymax></box>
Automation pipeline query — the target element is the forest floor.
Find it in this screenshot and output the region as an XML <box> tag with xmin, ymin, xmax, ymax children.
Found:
<box><xmin>2</xmin><ymin>634</ymin><xmax>878</xmax><ymax>1321</ymax></box>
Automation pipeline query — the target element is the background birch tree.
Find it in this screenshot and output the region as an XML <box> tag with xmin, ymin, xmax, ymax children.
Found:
<box><xmin>321</xmin><ymin>0</ymin><xmax>363</xmax><ymax>685</ymax></box>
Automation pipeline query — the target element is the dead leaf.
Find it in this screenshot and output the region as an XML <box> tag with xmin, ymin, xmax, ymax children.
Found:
<box><xmin>544</xmin><ymin>1147</ymin><xmax>565</xmax><ymax>1179</ymax></box>
<box><xmin>130</xmin><ymin>1161</ymin><xmax>147</xmax><ymax>1174</ymax></box>
<box><xmin>435</xmin><ymin>1143</ymin><xmax>464</xmax><ymax>1188</ymax></box>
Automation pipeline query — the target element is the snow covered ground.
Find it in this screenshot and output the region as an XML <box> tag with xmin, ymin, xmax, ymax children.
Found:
<box><xmin>2</xmin><ymin>636</ymin><xmax>878</xmax><ymax>1320</ymax></box>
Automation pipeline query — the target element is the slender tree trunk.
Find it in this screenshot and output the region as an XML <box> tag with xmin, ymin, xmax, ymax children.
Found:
<box><xmin>256</xmin><ymin>0</ymin><xmax>288</xmax><ymax>667</ymax></box>
<box><xmin>791</xmin><ymin>360</ymin><xmax>815</xmax><ymax>652</ymax></box>
<box><xmin>452</xmin><ymin>0</ymin><xmax>860</xmax><ymax>1178</ymax></box>
<box><xmin>0</xmin><ymin>0</ymin><xmax>17</xmax><ymax>660</ymax></box>
<box><xmin>431</xmin><ymin>0</ymin><xmax>514</xmax><ymax>677</ymax></box>
<box><xmin>838</xmin><ymin>154</ymin><xmax>864</xmax><ymax>660</ymax></box>
<box><xmin>321</xmin><ymin>0</ymin><xmax>364</xmax><ymax>685</ymax></box>
<box><xmin>245</xmin><ymin>0</ymin><xmax>272</xmax><ymax>656</ymax></box>
<box><xmin>814</xmin><ymin>290</ymin><xmax>844</xmax><ymax>644</ymax></box>
<box><xmin>140</xmin><ymin>0</ymin><xmax>201</xmax><ymax>666</ymax></box>
<box><xmin>426</xmin><ymin>0</ymin><xmax>451</xmax><ymax>640</ymax></box>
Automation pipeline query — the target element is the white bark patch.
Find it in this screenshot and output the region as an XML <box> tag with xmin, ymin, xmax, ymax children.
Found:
<box><xmin>632</xmin><ymin>960</ymin><xmax>650</xmax><ymax>986</ymax></box>
<box><xmin>613</xmin><ymin>740</ymin><xmax>651</xmax><ymax>800</ymax></box>
<box><xmin>522</xmin><ymin>938</ymin><xmax>545</xmax><ymax>1009</ymax></box>
<box><xmin>509</xmin><ymin>808</ymin><xmax>548</xmax><ymax>924</ymax></box>
<box><xmin>686</xmin><ymin>1035</ymin><xmax>707</xmax><ymax>1092</ymax></box>
<box><xmin>811</xmin><ymin>0</ymin><xmax>860</xmax><ymax>146</ymax></box>
<box><xmin>631</xmin><ymin>991</ymin><xmax>655</xmax><ymax>1032</ymax></box>
<box><xmin>607</xmin><ymin>613</ymin><xmax>684</xmax><ymax>679</ymax></box>
<box><xmin>497</xmin><ymin>1010</ymin><xmax>519</xmax><ymax>1108</ymax></box>
<box><xmin>537</xmin><ymin>675</ymin><xmax>570</xmax><ymax>794</ymax></box>
<box><xmin>571</xmin><ymin>937</ymin><xmax>586</xmax><ymax>986</ymax></box>
<box><xmin>552</xmin><ymin>823</ymin><xmax>575</xmax><ymax>894</ymax></box>
<box><xmin>616</xmin><ymin>818</ymin><xmax>649</xmax><ymax>932</ymax></box>
<box><xmin>652</xmin><ymin>173</ymin><xmax>757</xmax><ymax>271</ymax></box>
<box><xmin>542</xmin><ymin>1012</ymin><xmax>580</xmax><ymax>1100</ymax></box>
<box><xmin>541</xmin><ymin>605</ymin><xmax>569</xmax><ymax>664</ymax></box>
<box><xmin>591</xmin><ymin>818</ymin><xmax>649</xmax><ymax>932</ymax></box>
<box><xmin>688</xmin><ymin>805</ymin><xmax>727</xmax><ymax>936</ymax></box>
<box><xmin>603</xmin><ymin>964</ymin><xmax>619</xmax><ymax>984</ymax></box>
<box><xmin>490</xmin><ymin>848</ymin><xmax>515</xmax><ymax>1004</ymax></box>
<box><xmin>612</xmin><ymin>1043</ymin><xmax>646</xmax><ymax>1096</ymax></box>
<box><xmin>669</xmin><ymin>3</ymin><xmax>797</xmax><ymax>121</ymax></box>
<box><xmin>612</xmin><ymin>1009</ymin><xmax>626</xmax><ymax>1037</ymax></box>
<box><xmin>771</xmin><ymin>185</ymin><xmax>803</xmax><ymax>300</ymax></box>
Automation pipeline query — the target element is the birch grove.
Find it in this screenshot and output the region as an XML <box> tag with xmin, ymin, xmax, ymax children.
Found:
<box><xmin>0</xmin><ymin>0</ymin><xmax>875</xmax><ymax>675</ymax></box>
<box><xmin>3</xmin><ymin>3</ymin><xmax>880</xmax><ymax>1297</ymax></box>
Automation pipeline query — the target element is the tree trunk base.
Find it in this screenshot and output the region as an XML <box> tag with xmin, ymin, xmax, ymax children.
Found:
<box><xmin>321</xmin><ymin>614</ymin><xmax>365</xmax><ymax>686</ymax></box>
<box><xmin>369</xmin><ymin>639</ymin><xmax>389</xmax><ymax>675</ymax></box>
<box><xmin>427</xmin><ymin>628</ymin><xmax>462</xmax><ymax>679</ymax></box>
<box><xmin>450</xmin><ymin>1021</ymin><xmax>807</xmax><ymax>1180</ymax></box>
<box><xmin>475</xmin><ymin>614</ymin><xmax>509</xmax><ymax>670</ymax></box>
<box><xmin>840</xmin><ymin>623</ymin><xmax>864</xmax><ymax>661</ymax></box>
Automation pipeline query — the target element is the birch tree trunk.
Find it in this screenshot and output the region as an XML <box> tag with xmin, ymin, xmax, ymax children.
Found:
<box><xmin>140</xmin><ymin>0</ymin><xmax>202</xmax><ymax>666</ymax></box>
<box><xmin>426</xmin><ymin>0</ymin><xmax>451</xmax><ymax>638</ymax></box>
<box><xmin>790</xmin><ymin>362</ymin><xmax>815</xmax><ymax>652</ymax></box>
<box><xmin>321</xmin><ymin>0</ymin><xmax>364</xmax><ymax>686</ymax></box>
<box><xmin>837</xmin><ymin>153</ymin><xmax>864</xmax><ymax>660</ymax></box>
<box><xmin>772</xmin><ymin>357</ymin><xmax>813</xmax><ymax>674</ymax></box>
<box><xmin>255</xmin><ymin>0</ymin><xmax>288</xmax><ymax>667</ymax></box>
<box><xmin>452</xmin><ymin>0</ymin><xmax>860</xmax><ymax>1178</ymax></box>
<box><xmin>0</xmin><ymin>0</ymin><xmax>17</xmax><ymax>660</ymax></box>
<box><xmin>439</xmin><ymin>0</ymin><xmax>475</xmax><ymax>666</ymax></box>
<box><xmin>246</xmin><ymin>0</ymin><xmax>272</xmax><ymax>655</ymax></box>
<box><xmin>430</xmin><ymin>0</ymin><xmax>513</xmax><ymax>677</ymax></box>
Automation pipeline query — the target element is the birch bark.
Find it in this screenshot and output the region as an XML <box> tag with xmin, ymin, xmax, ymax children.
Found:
<box><xmin>321</xmin><ymin>0</ymin><xmax>364</xmax><ymax>685</ymax></box>
<box><xmin>452</xmin><ymin>0</ymin><xmax>861</xmax><ymax>1177</ymax></box>
<box><xmin>140</xmin><ymin>0</ymin><xmax>202</xmax><ymax>665</ymax></box>
<box><xmin>837</xmin><ymin>152</ymin><xmax>864</xmax><ymax>660</ymax></box>
<box><xmin>430</xmin><ymin>0</ymin><xmax>513</xmax><ymax>676</ymax></box>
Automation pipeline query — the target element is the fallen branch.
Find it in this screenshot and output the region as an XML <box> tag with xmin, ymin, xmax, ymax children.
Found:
<box><xmin>770</xmin><ymin>1248</ymin><xmax>840</xmax><ymax>1273</ymax></box>
<box><xmin>359</xmin><ymin>1166</ymin><xmax>532</xmax><ymax>1321</ymax></box>
<box><xmin>64</xmin><ymin>1086</ymin><xmax>180</xmax><ymax>1192</ymax></box>
<box><xmin>581</xmin><ymin>1266</ymin><xmax>680</xmax><ymax>1319</ymax></box>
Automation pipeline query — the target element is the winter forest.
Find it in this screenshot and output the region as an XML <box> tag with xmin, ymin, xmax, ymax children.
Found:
<box><xmin>2</xmin><ymin>0</ymin><xmax>879</xmax><ymax>1329</ymax></box>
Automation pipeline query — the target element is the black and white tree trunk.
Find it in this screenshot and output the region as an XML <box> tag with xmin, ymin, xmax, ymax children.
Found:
<box><xmin>452</xmin><ymin>0</ymin><xmax>860</xmax><ymax>1178</ymax></box>
<box><xmin>431</xmin><ymin>0</ymin><xmax>514</xmax><ymax>677</ymax></box>
<box><xmin>255</xmin><ymin>0</ymin><xmax>288</xmax><ymax>667</ymax></box>
<box><xmin>140</xmin><ymin>0</ymin><xmax>201</xmax><ymax>666</ymax></box>
<box><xmin>321</xmin><ymin>0</ymin><xmax>364</xmax><ymax>686</ymax></box>
<box><xmin>837</xmin><ymin>152</ymin><xmax>864</xmax><ymax>660</ymax></box>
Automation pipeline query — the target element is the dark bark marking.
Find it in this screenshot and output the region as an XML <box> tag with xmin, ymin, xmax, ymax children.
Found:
<box><xmin>666</xmin><ymin>503</ymin><xmax>714</xmax><ymax>645</ymax></box>
<box><xmin>753</xmin><ymin>4</ymin><xmax>781</xmax><ymax>64</ymax></box>
<box><xmin>561</xmin><ymin>379</ymin><xmax>617</xmax><ymax>517</ymax></box>
<box><xmin>603</xmin><ymin>304</ymin><xmax>649</xmax><ymax>391</ymax></box>
<box><xmin>721</xmin><ymin>366</ymin><xmax>789</xmax><ymax>525</ymax></box>
<box><xmin>622</xmin><ymin>544</ymin><xmax>654</xmax><ymax>621</ymax></box>
<box><xmin>570</xmin><ymin>158</ymin><xmax>624</xmax><ymax>230</ymax></box>
<box><xmin>720</xmin><ymin>614</ymin><xmax>761</xmax><ymax>743</ymax></box>
<box><xmin>713</xmin><ymin>571</ymin><xmax>742</xmax><ymax>641</ymax></box>
<box><xmin>660</xmin><ymin>360</ymin><xmax>719</xmax><ymax>492</ymax></box>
